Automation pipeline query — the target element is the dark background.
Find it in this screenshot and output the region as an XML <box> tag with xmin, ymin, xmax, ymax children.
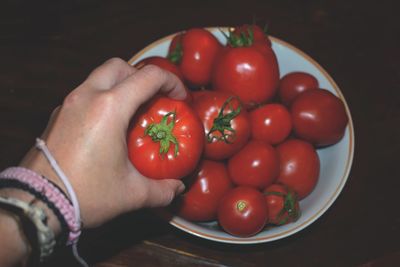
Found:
<box><xmin>1</xmin><ymin>0</ymin><xmax>399</xmax><ymax>266</ymax></box>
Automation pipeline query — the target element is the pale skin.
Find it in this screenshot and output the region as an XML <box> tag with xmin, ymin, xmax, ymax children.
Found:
<box><xmin>0</xmin><ymin>58</ymin><xmax>186</xmax><ymax>267</ymax></box>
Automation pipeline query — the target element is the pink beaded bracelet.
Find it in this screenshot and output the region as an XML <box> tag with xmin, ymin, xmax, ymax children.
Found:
<box><xmin>0</xmin><ymin>166</ymin><xmax>80</xmax><ymax>244</ymax></box>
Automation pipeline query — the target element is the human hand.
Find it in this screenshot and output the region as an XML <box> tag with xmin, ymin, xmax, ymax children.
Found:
<box><xmin>20</xmin><ymin>58</ymin><xmax>187</xmax><ymax>228</ymax></box>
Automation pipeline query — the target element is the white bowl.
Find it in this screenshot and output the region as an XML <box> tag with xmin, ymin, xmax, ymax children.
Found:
<box><xmin>128</xmin><ymin>27</ymin><xmax>355</xmax><ymax>244</ymax></box>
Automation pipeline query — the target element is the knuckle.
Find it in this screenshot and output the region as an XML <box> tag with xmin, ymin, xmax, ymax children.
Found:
<box><xmin>63</xmin><ymin>90</ymin><xmax>81</xmax><ymax>108</ymax></box>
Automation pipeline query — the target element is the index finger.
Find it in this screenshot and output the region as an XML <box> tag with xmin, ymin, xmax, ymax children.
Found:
<box><xmin>113</xmin><ymin>65</ymin><xmax>187</xmax><ymax>119</ymax></box>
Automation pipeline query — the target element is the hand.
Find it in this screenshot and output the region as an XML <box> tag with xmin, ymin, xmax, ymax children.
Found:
<box><xmin>19</xmin><ymin>58</ymin><xmax>187</xmax><ymax>228</ymax></box>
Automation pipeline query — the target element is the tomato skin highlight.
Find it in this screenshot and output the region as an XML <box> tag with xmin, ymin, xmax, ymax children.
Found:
<box><xmin>193</xmin><ymin>91</ymin><xmax>251</xmax><ymax>160</ymax></box>
<box><xmin>228</xmin><ymin>140</ymin><xmax>280</xmax><ymax>190</ymax></box>
<box><xmin>174</xmin><ymin>160</ymin><xmax>233</xmax><ymax>222</ymax></box>
<box><xmin>291</xmin><ymin>89</ymin><xmax>348</xmax><ymax>146</ymax></box>
<box><xmin>279</xmin><ymin>72</ymin><xmax>319</xmax><ymax>106</ymax></box>
<box><xmin>127</xmin><ymin>97</ymin><xmax>204</xmax><ymax>180</ymax></box>
<box><xmin>250</xmin><ymin>103</ymin><xmax>292</xmax><ymax>145</ymax></box>
<box><xmin>218</xmin><ymin>186</ymin><xmax>268</xmax><ymax>237</ymax></box>
<box><xmin>178</xmin><ymin>28</ymin><xmax>222</xmax><ymax>87</ymax></box>
<box><xmin>276</xmin><ymin>139</ymin><xmax>320</xmax><ymax>199</ymax></box>
<box><xmin>212</xmin><ymin>46</ymin><xmax>279</xmax><ymax>107</ymax></box>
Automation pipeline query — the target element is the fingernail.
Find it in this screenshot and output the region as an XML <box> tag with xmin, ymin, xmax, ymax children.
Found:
<box><xmin>176</xmin><ymin>182</ymin><xmax>185</xmax><ymax>195</ymax></box>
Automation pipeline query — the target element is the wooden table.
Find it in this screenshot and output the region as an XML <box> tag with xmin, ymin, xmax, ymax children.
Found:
<box><xmin>1</xmin><ymin>1</ymin><xmax>399</xmax><ymax>266</ymax></box>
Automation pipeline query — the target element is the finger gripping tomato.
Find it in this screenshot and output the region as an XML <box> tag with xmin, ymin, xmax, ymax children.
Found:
<box><xmin>127</xmin><ymin>97</ymin><xmax>204</xmax><ymax>180</ymax></box>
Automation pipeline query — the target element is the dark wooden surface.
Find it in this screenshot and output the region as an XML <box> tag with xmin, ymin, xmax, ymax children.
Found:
<box><xmin>1</xmin><ymin>1</ymin><xmax>399</xmax><ymax>266</ymax></box>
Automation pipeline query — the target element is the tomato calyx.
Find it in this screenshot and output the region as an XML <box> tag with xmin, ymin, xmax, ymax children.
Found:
<box><xmin>265</xmin><ymin>189</ymin><xmax>300</xmax><ymax>225</ymax></box>
<box><xmin>236</xmin><ymin>200</ymin><xmax>248</xmax><ymax>212</ymax></box>
<box><xmin>207</xmin><ymin>96</ymin><xmax>242</xmax><ymax>143</ymax></box>
<box><xmin>167</xmin><ymin>41</ymin><xmax>183</xmax><ymax>64</ymax></box>
<box><xmin>145</xmin><ymin>111</ymin><xmax>179</xmax><ymax>156</ymax></box>
<box><xmin>220</xmin><ymin>28</ymin><xmax>254</xmax><ymax>48</ymax></box>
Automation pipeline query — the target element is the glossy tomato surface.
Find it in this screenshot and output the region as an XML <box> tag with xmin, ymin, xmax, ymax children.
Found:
<box><xmin>178</xmin><ymin>28</ymin><xmax>222</xmax><ymax>87</ymax></box>
<box><xmin>279</xmin><ymin>72</ymin><xmax>319</xmax><ymax>106</ymax></box>
<box><xmin>291</xmin><ymin>89</ymin><xmax>348</xmax><ymax>146</ymax></box>
<box><xmin>193</xmin><ymin>91</ymin><xmax>250</xmax><ymax>160</ymax></box>
<box><xmin>228</xmin><ymin>140</ymin><xmax>279</xmax><ymax>189</ymax></box>
<box><xmin>218</xmin><ymin>186</ymin><xmax>268</xmax><ymax>237</ymax></box>
<box><xmin>250</xmin><ymin>103</ymin><xmax>292</xmax><ymax>145</ymax></box>
<box><xmin>127</xmin><ymin>97</ymin><xmax>204</xmax><ymax>180</ymax></box>
<box><xmin>276</xmin><ymin>139</ymin><xmax>320</xmax><ymax>199</ymax></box>
<box><xmin>263</xmin><ymin>184</ymin><xmax>300</xmax><ymax>225</ymax></box>
<box><xmin>175</xmin><ymin>160</ymin><xmax>233</xmax><ymax>222</ymax></box>
<box><xmin>212</xmin><ymin>46</ymin><xmax>279</xmax><ymax>107</ymax></box>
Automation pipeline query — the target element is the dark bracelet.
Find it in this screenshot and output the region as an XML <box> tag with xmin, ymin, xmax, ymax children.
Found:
<box><xmin>0</xmin><ymin>179</ymin><xmax>69</xmax><ymax>247</ymax></box>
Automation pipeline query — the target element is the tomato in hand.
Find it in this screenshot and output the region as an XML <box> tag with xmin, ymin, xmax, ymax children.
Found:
<box><xmin>212</xmin><ymin>45</ymin><xmax>279</xmax><ymax>108</ymax></box>
<box><xmin>218</xmin><ymin>186</ymin><xmax>268</xmax><ymax>237</ymax></box>
<box><xmin>291</xmin><ymin>89</ymin><xmax>348</xmax><ymax>146</ymax></box>
<box><xmin>250</xmin><ymin>103</ymin><xmax>292</xmax><ymax>145</ymax></box>
<box><xmin>279</xmin><ymin>72</ymin><xmax>319</xmax><ymax>106</ymax></box>
<box><xmin>193</xmin><ymin>91</ymin><xmax>250</xmax><ymax>160</ymax></box>
<box><xmin>174</xmin><ymin>160</ymin><xmax>233</xmax><ymax>222</ymax></box>
<box><xmin>134</xmin><ymin>56</ymin><xmax>184</xmax><ymax>82</ymax></box>
<box><xmin>170</xmin><ymin>28</ymin><xmax>222</xmax><ymax>87</ymax></box>
<box><xmin>228</xmin><ymin>140</ymin><xmax>279</xmax><ymax>189</ymax></box>
<box><xmin>127</xmin><ymin>97</ymin><xmax>204</xmax><ymax>180</ymax></box>
<box><xmin>276</xmin><ymin>139</ymin><xmax>320</xmax><ymax>199</ymax></box>
<box><xmin>263</xmin><ymin>184</ymin><xmax>300</xmax><ymax>225</ymax></box>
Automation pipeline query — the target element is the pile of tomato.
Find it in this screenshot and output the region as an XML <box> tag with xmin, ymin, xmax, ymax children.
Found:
<box><xmin>127</xmin><ymin>25</ymin><xmax>349</xmax><ymax>237</ymax></box>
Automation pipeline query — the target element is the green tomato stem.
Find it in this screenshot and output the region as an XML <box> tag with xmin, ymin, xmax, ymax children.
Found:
<box><xmin>145</xmin><ymin>111</ymin><xmax>179</xmax><ymax>157</ymax></box>
<box><xmin>206</xmin><ymin>96</ymin><xmax>242</xmax><ymax>144</ymax></box>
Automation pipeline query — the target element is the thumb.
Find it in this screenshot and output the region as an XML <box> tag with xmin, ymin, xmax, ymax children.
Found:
<box><xmin>143</xmin><ymin>179</ymin><xmax>186</xmax><ymax>208</ymax></box>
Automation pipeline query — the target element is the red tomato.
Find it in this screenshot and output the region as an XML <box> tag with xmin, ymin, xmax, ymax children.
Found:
<box><xmin>276</xmin><ymin>139</ymin><xmax>320</xmax><ymax>199</ymax></box>
<box><xmin>218</xmin><ymin>186</ymin><xmax>268</xmax><ymax>237</ymax></box>
<box><xmin>175</xmin><ymin>28</ymin><xmax>222</xmax><ymax>87</ymax></box>
<box><xmin>134</xmin><ymin>56</ymin><xmax>184</xmax><ymax>82</ymax></box>
<box><xmin>231</xmin><ymin>24</ymin><xmax>272</xmax><ymax>47</ymax></box>
<box><xmin>193</xmin><ymin>91</ymin><xmax>250</xmax><ymax>160</ymax></box>
<box><xmin>279</xmin><ymin>72</ymin><xmax>319</xmax><ymax>106</ymax></box>
<box><xmin>291</xmin><ymin>89</ymin><xmax>349</xmax><ymax>146</ymax></box>
<box><xmin>127</xmin><ymin>97</ymin><xmax>204</xmax><ymax>180</ymax></box>
<box><xmin>263</xmin><ymin>184</ymin><xmax>300</xmax><ymax>225</ymax></box>
<box><xmin>212</xmin><ymin>46</ymin><xmax>279</xmax><ymax>107</ymax></box>
<box><xmin>250</xmin><ymin>103</ymin><xmax>292</xmax><ymax>145</ymax></box>
<box><xmin>228</xmin><ymin>140</ymin><xmax>279</xmax><ymax>189</ymax></box>
<box><xmin>174</xmin><ymin>160</ymin><xmax>233</xmax><ymax>222</ymax></box>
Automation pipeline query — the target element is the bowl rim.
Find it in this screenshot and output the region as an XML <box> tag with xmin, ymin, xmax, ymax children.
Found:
<box><xmin>128</xmin><ymin>27</ymin><xmax>355</xmax><ymax>244</ymax></box>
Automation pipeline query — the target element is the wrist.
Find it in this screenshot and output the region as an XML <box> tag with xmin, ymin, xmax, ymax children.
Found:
<box><xmin>20</xmin><ymin>146</ymin><xmax>68</xmax><ymax>196</ymax></box>
<box><xmin>0</xmin><ymin>188</ymin><xmax>62</xmax><ymax>236</ymax></box>
<box><xmin>0</xmin><ymin>208</ymin><xmax>30</xmax><ymax>267</ymax></box>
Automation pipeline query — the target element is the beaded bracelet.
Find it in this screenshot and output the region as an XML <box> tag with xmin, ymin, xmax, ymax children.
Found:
<box><xmin>0</xmin><ymin>196</ymin><xmax>56</xmax><ymax>264</ymax></box>
<box><xmin>0</xmin><ymin>167</ymin><xmax>80</xmax><ymax>245</ymax></box>
<box><xmin>0</xmin><ymin>178</ymin><xmax>70</xmax><ymax>246</ymax></box>
<box><xmin>35</xmin><ymin>138</ymin><xmax>88</xmax><ymax>267</ymax></box>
